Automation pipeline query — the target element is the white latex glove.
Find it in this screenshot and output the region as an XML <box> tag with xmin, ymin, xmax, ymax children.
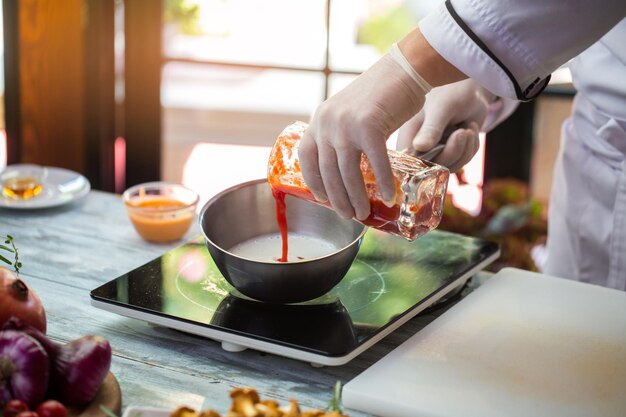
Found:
<box><xmin>300</xmin><ymin>45</ymin><xmax>431</xmax><ymax>221</ymax></box>
<box><xmin>397</xmin><ymin>79</ymin><xmax>494</xmax><ymax>173</ymax></box>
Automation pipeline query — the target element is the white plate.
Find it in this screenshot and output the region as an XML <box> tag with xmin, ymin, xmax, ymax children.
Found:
<box><xmin>0</xmin><ymin>164</ymin><xmax>91</xmax><ymax>209</ymax></box>
<box><xmin>122</xmin><ymin>407</ymin><xmax>170</xmax><ymax>417</ymax></box>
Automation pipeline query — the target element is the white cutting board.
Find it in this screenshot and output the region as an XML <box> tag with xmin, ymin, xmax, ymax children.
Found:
<box><xmin>343</xmin><ymin>268</ymin><xmax>626</xmax><ymax>417</ymax></box>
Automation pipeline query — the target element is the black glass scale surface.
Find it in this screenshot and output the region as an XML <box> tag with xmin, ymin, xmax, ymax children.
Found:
<box><xmin>91</xmin><ymin>229</ymin><xmax>499</xmax><ymax>365</ymax></box>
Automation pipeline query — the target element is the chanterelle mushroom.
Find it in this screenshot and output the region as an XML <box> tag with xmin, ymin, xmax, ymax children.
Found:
<box><xmin>199</xmin><ymin>410</ymin><xmax>222</xmax><ymax>417</ymax></box>
<box><xmin>230</xmin><ymin>387</ymin><xmax>262</xmax><ymax>417</ymax></box>
<box><xmin>169</xmin><ymin>386</ymin><xmax>350</xmax><ymax>417</ymax></box>
<box><xmin>281</xmin><ymin>399</ymin><xmax>301</xmax><ymax>417</ymax></box>
<box><xmin>171</xmin><ymin>406</ymin><xmax>200</xmax><ymax>417</ymax></box>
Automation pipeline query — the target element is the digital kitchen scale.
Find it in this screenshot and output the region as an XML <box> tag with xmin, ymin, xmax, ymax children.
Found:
<box><xmin>90</xmin><ymin>229</ymin><xmax>499</xmax><ymax>366</ymax></box>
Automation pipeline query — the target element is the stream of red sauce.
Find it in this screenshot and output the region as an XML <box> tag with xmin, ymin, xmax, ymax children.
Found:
<box><xmin>271</xmin><ymin>183</ymin><xmax>406</xmax><ymax>262</ymax></box>
<box><xmin>272</xmin><ymin>189</ymin><xmax>289</xmax><ymax>262</ymax></box>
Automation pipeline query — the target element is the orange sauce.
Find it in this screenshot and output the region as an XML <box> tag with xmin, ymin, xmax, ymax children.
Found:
<box><xmin>126</xmin><ymin>196</ymin><xmax>194</xmax><ymax>243</ymax></box>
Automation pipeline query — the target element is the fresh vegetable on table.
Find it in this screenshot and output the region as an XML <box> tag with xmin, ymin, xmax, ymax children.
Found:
<box><xmin>36</xmin><ymin>400</ymin><xmax>68</xmax><ymax>417</ymax></box>
<box><xmin>0</xmin><ymin>236</ymin><xmax>21</xmax><ymax>274</ymax></box>
<box><xmin>2</xmin><ymin>398</ymin><xmax>30</xmax><ymax>417</ymax></box>
<box><xmin>1</xmin><ymin>398</ymin><xmax>68</xmax><ymax>417</ymax></box>
<box><xmin>50</xmin><ymin>336</ymin><xmax>112</xmax><ymax>406</ymax></box>
<box><xmin>0</xmin><ymin>268</ymin><xmax>46</xmax><ymax>334</ymax></box>
<box><xmin>0</xmin><ymin>236</ymin><xmax>113</xmax><ymax>415</ymax></box>
<box><xmin>0</xmin><ymin>330</ymin><xmax>50</xmax><ymax>408</ymax></box>
<box><xmin>1</xmin><ymin>319</ymin><xmax>112</xmax><ymax>408</ymax></box>
<box><xmin>14</xmin><ymin>411</ymin><xmax>39</xmax><ymax>417</ymax></box>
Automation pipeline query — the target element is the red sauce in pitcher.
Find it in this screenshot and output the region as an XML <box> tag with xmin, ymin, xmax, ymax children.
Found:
<box><xmin>270</xmin><ymin>182</ymin><xmax>405</xmax><ymax>261</ymax></box>
<box><xmin>268</xmin><ymin>121</ymin><xmax>449</xmax><ymax>259</ymax></box>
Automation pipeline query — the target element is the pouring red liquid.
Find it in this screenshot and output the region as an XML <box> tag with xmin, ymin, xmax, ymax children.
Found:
<box><xmin>270</xmin><ymin>182</ymin><xmax>404</xmax><ymax>262</ymax></box>
<box><xmin>272</xmin><ymin>189</ymin><xmax>289</xmax><ymax>262</ymax></box>
<box><xmin>268</xmin><ymin>122</ymin><xmax>449</xmax><ymax>261</ymax></box>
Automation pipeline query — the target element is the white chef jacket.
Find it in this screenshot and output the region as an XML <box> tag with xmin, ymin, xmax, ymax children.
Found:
<box><xmin>419</xmin><ymin>1</ymin><xmax>626</xmax><ymax>289</ymax></box>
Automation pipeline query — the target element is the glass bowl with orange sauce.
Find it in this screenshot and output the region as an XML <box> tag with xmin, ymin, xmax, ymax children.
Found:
<box><xmin>123</xmin><ymin>182</ymin><xmax>199</xmax><ymax>243</ymax></box>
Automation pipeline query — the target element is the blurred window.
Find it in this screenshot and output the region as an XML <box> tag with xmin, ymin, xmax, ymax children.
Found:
<box><xmin>161</xmin><ymin>0</ymin><xmax>428</xmax><ymax>114</ymax></box>
<box><xmin>159</xmin><ymin>1</ymin><xmax>430</xmax><ymax>188</ymax></box>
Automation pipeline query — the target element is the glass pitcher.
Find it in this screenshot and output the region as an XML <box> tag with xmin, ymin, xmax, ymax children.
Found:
<box><xmin>267</xmin><ymin>121</ymin><xmax>449</xmax><ymax>241</ymax></box>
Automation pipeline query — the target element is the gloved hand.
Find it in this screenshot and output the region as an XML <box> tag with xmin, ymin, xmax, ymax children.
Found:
<box><xmin>397</xmin><ymin>79</ymin><xmax>494</xmax><ymax>173</ymax></box>
<box><xmin>299</xmin><ymin>44</ymin><xmax>431</xmax><ymax>221</ymax></box>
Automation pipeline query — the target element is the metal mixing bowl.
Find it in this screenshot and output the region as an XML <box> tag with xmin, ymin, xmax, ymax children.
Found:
<box><xmin>200</xmin><ymin>179</ymin><xmax>366</xmax><ymax>303</ymax></box>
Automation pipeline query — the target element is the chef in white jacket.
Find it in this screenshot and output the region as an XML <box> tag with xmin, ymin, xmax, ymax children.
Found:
<box><xmin>299</xmin><ymin>0</ymin><xmax>626</xmax><ymax>289</ymax></box>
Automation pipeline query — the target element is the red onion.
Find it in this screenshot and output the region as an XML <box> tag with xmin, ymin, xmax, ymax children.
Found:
<box><xmin>2</xmin><ymin>319</ymin><xmax>113</xmax><ymax>406</ymax></box>
<box><xmin>50</xmin><ymin>336</ymin><xmax>112</xmax><ymax>406</ymax></box>
<box><xmin>2</xmin><ymin>318</ymin><xmax>59</xmax><ymax>360</ymax></box>
<box><xmin>0</xmin><ymin>330</ymin><xmax>50</xmax><ymax>408</ymax></box>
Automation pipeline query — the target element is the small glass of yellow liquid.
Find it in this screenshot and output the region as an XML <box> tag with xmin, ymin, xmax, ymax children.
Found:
<box><xmin>1</xmin><ymin>165</ymin><xmax>47</xmax><ymax>200</ymax></box>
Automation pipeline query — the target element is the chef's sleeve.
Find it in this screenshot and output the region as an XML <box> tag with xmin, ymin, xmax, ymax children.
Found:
<box><xmin>419</xmin><ymin>0</ymin><xmax>626</xmax><ymax>100</ymax></box>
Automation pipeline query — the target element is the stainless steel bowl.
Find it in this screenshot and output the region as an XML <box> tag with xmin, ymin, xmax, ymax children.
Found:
<box><xmin>199</xmin><ymin>179</ymin><xmax>366</xmax><ymax>303</ymax></box>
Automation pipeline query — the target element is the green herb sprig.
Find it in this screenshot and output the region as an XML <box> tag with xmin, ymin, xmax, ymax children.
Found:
<box><xmin>0</xmin><ymin>235</ymin><xmax>22</xmax><ymax>273</ymax></box>
<box><xmin>327</xmin><ymin>380</ymin><xmax>344</xmax><ymax>414</ymax></box>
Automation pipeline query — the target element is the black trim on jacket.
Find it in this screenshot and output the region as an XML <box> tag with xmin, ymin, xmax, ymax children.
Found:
<box><xmin>444</xmin><ymin>0</ymin><xmax>550</xmax><ymax>101</ymax></box>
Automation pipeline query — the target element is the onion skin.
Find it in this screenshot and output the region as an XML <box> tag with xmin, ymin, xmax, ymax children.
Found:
<box><xmin>0</xmin><ymin>268</ymin><xmax>46</xmax><ymax>334</ymax></box>
<box><xmin>1</xmin><ymin>320</ymin><xmax>113</xmax><ymax>407</ymax></box>
<box><xmin>0</xmin><ymin>330</ymin><xmax>50</xmax><ymax>408</ymax></box>
<box><xmin>2</xmin><ymin>318</ymin><xmax>60</xmax><ymax>360</ymax></box>
<box><xmin>51</xmin><ymin>336</ymin><xmax>112</xmax><ymax>406</ymax></box>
